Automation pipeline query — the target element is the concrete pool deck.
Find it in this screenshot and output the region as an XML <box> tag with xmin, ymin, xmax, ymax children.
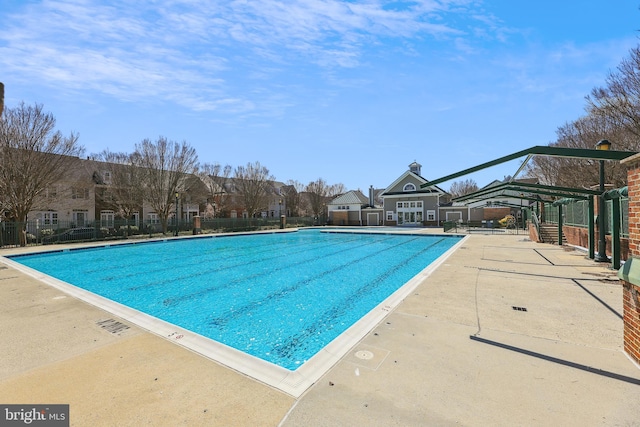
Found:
<box><xmin>1</xmin><ymin>230</ymin><xmax>639</xmax><ymax>426</ymax></box>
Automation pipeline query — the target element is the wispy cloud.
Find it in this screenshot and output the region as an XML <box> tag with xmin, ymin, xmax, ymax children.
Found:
<box><xmin>0</xmin><ymin>0</ymin><xmax>516</xmax><ymax>115</ymax></box>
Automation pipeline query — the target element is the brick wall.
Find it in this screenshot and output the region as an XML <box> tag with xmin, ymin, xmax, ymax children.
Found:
<box><xmin>528</xmin><ymin>222</ymin><xmax>539</xmax><ymax>242</ymax></box>
<box><xmin>628</xmin><ymin>163</ymin><xmax>640</xmax><ymax>255</ymax></box>
<box><xmin>620</xmin><ymin>153</ymin><xmax>640</xmax><ymax>365</ymax></box>
<box><xmin>562</xmin><ymin>225</ymin><xmax>590</xmax><ymax>249</ymax></box>
<box><xmin>562</xmin><ymin>225</ymin><xmax>629</xmax><ymax>260</ymax></box>
<box><xmin>483</xmin><ymin>207</ymin><xmax>510</xmax><ymax>221</ymax></box>
<box><xmin>623</xmin><ymin>281</ymin><xmax>640</xmax><ymax>362</ymax></box>
<box><xmin>330</xmin><ymin>211</ymin><xmax>348</xmax><ymax>226</ymax></box>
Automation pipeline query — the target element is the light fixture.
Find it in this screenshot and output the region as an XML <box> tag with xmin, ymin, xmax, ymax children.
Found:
<box><xmin>595</xmin><ymin>140</ymin><xmax>612</xmax><ymax>262</ymax></box>
<box><xmin>174</xmin><ymin>192</ymin><xmax>179</xmax><ymax>237</ymax></box>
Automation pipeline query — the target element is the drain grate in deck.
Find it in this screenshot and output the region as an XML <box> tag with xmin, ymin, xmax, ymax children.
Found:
<box><xmin>96</xmin><ymin>318</ymin><xmax>130</xmax><ymax>334</ymax></box>
<box><xmin>512</xmin><ymin>306</ymin><xmax>528</xmax><ymax>312</ymax></box>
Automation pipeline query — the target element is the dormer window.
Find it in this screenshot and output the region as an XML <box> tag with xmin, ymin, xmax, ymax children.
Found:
<box><xmin>403</xmin><ymin>183</ymin><xmax>416</xmax><ymax>192</ymax></box>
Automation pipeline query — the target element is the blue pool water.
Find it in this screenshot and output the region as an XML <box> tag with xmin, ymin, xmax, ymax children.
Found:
<box><xmin>10</xmin><ymin>229</ymin><xmax>461</xmax><ymax>370</ymax></box>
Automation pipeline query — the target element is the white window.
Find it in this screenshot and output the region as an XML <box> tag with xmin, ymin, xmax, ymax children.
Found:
<box><xmin>71</xmin><ymin>187</ymin><xmax>90</xmax><ymax>199</ymax></box>
<box><xmin>426</xmin><ymin>210</ymin><xmax>436</xmax><ymax>221</ymax></box>
<box><xmin>386</xmin><ymin>211</ymin><xmax>394</xmax><ymax>221</ymax></box>
<box><xmin>396</xmin><ymin>199</ymin><xmax>424</xmax><ymax>225</ymax></box>
<box><xmin>101</xmin><ymin>210</ymin><xmax>115</xmax><ymax>228</ymax></box>
<box><xmin>102</xmin><ymin>171</ymin><xmax>112</xmax><ymax>184</ymax></box>
<box><xmin>403</xmin><ymin>183</ymin><xmax>416</xmax><ymax>192</ymax></box>
<box><xmin>147</xmin><ymin>213</ymin><xmax>159</xmax><ymax>224</ymax></box>
<box><xmin>44</xmin><ymin>212</ymin><xmax>58</xmax><ymax>225</ymax></box>
<box><xmin>46</xmin><ymin>185</ymin><xmax>57</xmax><ymax>199</ymax></box>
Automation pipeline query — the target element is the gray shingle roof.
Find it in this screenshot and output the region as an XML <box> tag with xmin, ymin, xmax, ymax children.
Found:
<box><xmin>329</xmin><ymin>190</ymin><xmax>369</xmax><ymax>205</ymax></box>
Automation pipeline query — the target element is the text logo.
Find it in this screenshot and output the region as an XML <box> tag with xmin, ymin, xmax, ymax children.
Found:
<box><xmin>1</xmin><ymin>405</ymin><xmax>69</xmax><ymax>426</ymax></box>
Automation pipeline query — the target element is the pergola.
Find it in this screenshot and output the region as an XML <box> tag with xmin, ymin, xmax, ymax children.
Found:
<box><xmin>421</xmin><ymin>145</ymin><xmax>637</xmax><ymax>269</ymax></box>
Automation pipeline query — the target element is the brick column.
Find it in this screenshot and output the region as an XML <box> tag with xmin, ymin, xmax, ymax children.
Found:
<box><xmin>192</xmin><ymin>216</ymin><xmax>201</xmax><ymax>235</ymax></box>
<box><xmin>618</xmin><ymin>153</ymin><xmax>640</xmax><ymax>365</ymax></box>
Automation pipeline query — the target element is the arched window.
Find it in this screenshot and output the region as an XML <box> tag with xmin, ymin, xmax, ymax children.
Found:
<box><xmin>403</xmin><ymin>183</ymin><xmax>416</xmax><ymax>192</ymax></box>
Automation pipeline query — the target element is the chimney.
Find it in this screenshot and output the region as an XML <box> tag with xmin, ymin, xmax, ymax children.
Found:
<box><xmin>369</xmin><ymin>185</ymin><xmax>374</xmax><ymax>207</ymax></box>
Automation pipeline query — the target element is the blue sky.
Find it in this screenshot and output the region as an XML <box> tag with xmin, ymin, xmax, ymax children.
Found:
<box><xmin>1</xmin><ymin>1</ymin><xmax>639</xmax><ymax>191</ymax></box>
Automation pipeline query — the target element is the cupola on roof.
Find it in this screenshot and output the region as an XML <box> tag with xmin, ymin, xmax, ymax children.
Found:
<box><xmin>409</xmin><ymin>161</ymin><xmax>422</xmax><ymax>176</ymax></box>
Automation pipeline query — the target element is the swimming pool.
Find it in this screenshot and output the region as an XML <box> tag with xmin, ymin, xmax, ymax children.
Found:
<box><xmin>5</xmin><ymin>228</ymin><xmax>465</xmax><ymax>395</ymax></box>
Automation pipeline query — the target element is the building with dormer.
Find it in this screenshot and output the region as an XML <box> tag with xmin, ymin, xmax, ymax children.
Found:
<box><xmin>380</xmin><ymin>161</ymin><xmax>453</xmax><ymax>226</ymax></box>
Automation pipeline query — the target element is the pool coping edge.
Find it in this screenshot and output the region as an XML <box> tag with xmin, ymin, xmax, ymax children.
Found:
<box><xmin>0</xmin><ymin>233</ymin><xmax>468</xmax><ymax>398</ymax></box>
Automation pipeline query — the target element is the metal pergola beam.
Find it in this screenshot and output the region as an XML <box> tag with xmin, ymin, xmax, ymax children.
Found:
<box><xmin>460</xmin><ymin>190</ymin><xmax>584</xmax><ymax>204</ymax></box>
<box><xmin>453</xmin><ymin>182</ymin><xmax>594</xmax><ymax>203</ymax></box>
<box><xmin>463</xmin><ymin>189</ymin><xmax>585</xmax><ymax>203</ymax></box>
<box><xmin>424</xmin><ymin>145</ymin><xmax>637</xmax><ymax>269</ymax></box>
<box><xmin>507</xmin><ymin>181</ymin><xmax>602</xmax><ymax>196</ymax></box>
<box><xmin>421</xmin><ymin>145</ymin><xmax>636</xmax><ymax>188</ymax></box>
<box><xmin>486</xmin><ymin>202</ymin><xmax>530</xmax><ymax>209</ymax></box>
<box><xmin>449</xmin><ymin>183</ymin><xmax>595</xmax><ymax>257</ymax></box>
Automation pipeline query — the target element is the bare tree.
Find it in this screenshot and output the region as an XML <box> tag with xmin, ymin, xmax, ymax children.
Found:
<box><xmin>133</xmin><ymin>137</ymin><xmax>199</xmax><ymax>233</ymax></box>
<box><xmin>448</xmin><ymin>179</ymin><xmax>479</xmax><ymax>198</ymax></box>
<box><xmin>0</xmin><ymin>102</ymin><xmax>83</xmax><ymax>245</ymax></box>
<box><xmin>92</xmin><ymin>150</ymin><xmax>145</xmax><ymax>224</ymax></box>
<box><xmin>526</xmin><ymin>114</ymin><xmax>630</xmax><ymax>188</ymax></box>
<box><xmin>283</xmin><ymin>180</ymin><xmax>304</xmax><ymax>217</ymax></box>
<box><xmin>305</xmin><ymin>178</ymin><xmax>332</xmax><ymax>218</ymax></box>
<box><xmin>523</xmin><ymin>43</ymin><xmax>640</xmax><ymax>190</ymax></box>
<box><xmin>328</xmin><ymin>183</ymin><xmax>345</xmax><ymax>197</ymax></box>
<box><xmin>587</xmin><ymin>45</ymin><xmax>640</xmax><ymax>139</ymax></box>
<box><xmin>199</xmin><ymin>162</ymin><xmax>232</xmax><ymax>218</ymax></box>
<box><xmin>233</xmin><ymin>161</ymin><xmax>275</xmax><ymax>217</ymax></box>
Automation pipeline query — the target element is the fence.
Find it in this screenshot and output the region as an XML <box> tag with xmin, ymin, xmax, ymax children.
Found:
<box><xmin>443</xmin><ymin>218</ymin><xmax>529</xmax><ymax>234</ymax></box>
<box><xmin>0</xmin><ymin>217</ymin><xmax>319</xmax><ymax>248</ymax></box>
<box><xmin>543</xmin><ymin>198</ymin><xmax>629</xmax><ymax>237</ymax></box>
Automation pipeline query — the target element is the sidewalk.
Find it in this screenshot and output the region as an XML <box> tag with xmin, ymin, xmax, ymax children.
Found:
<box><xmin>281</xmin><ymin>233</ymin><xmax>639</xmax><ymax>426</ymax></box>
<box><xmin>1</xmin><ymin>233</ymin><xmax>638</xmax><ymax>426</ymax></box>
